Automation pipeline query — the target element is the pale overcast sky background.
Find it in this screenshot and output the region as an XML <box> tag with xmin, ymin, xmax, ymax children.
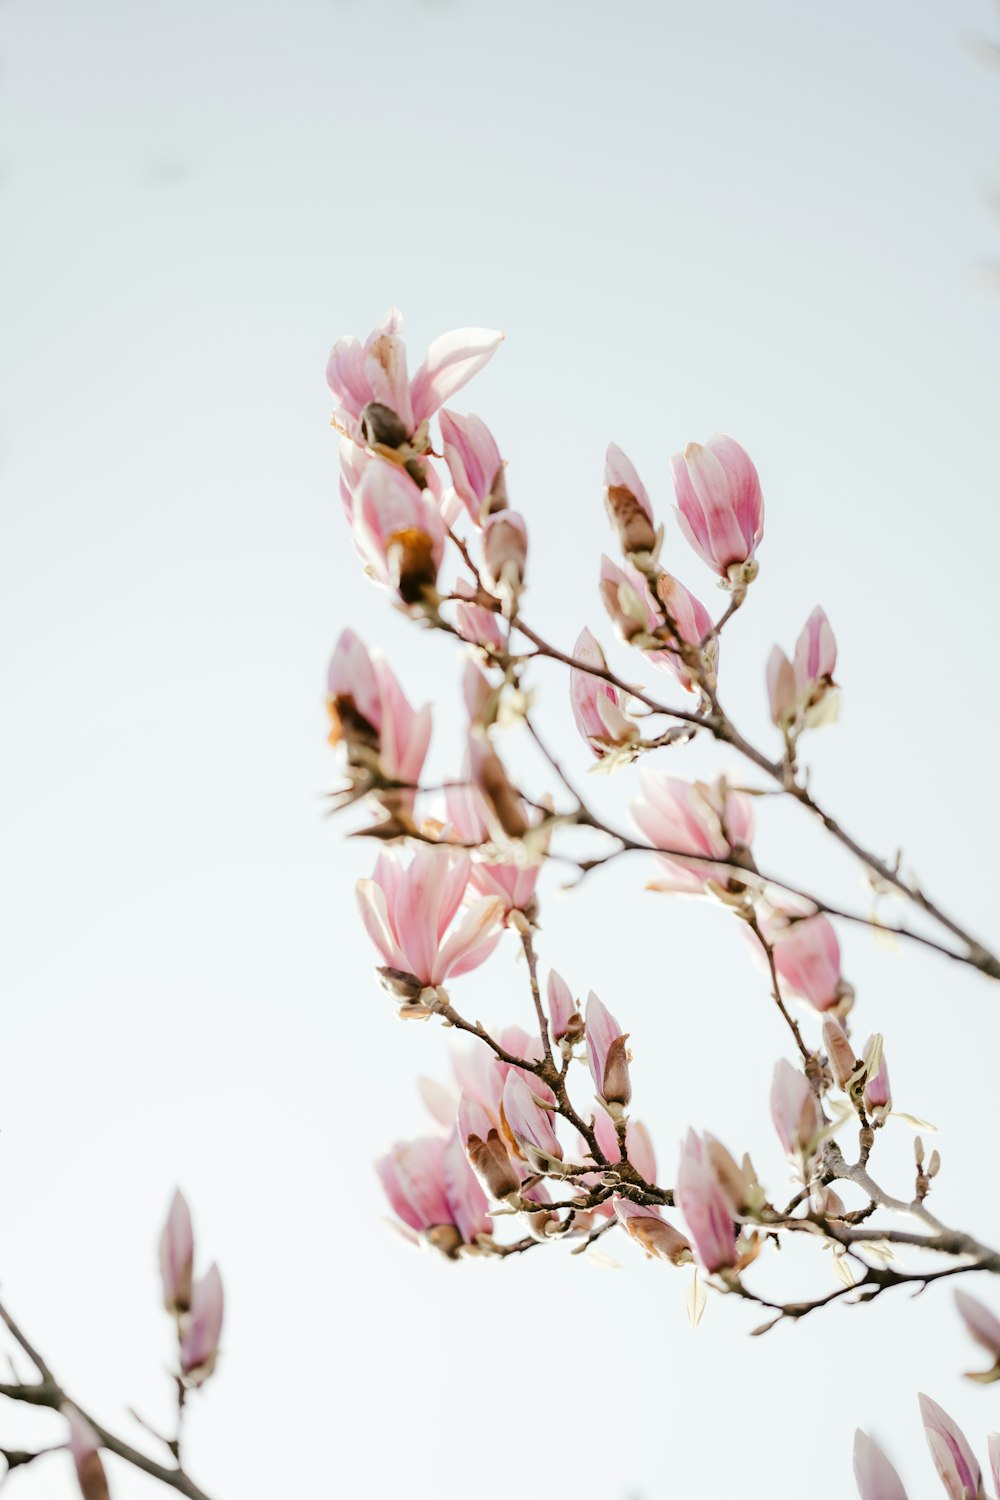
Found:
<box><xmin>2</xmin><ymin>2</ymin><xmax>1000</xmax><ymax>1496</ymax></box>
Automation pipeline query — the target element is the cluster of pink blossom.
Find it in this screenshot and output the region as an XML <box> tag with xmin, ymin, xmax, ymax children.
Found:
<box><xmin>325</xmin><ymin>309</ymin><xmax>1000</xmax><ymax>1498</ymax></box>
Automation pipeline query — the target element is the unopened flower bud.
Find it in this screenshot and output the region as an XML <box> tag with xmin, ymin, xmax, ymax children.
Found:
<box><xmin>547</xmin><ymin>969</ymin><xmax>584</xmax><ymax>1047</ymax></box>
<box><xmin>766</xmin><ymin>645</ymin><xmax>797</xmax><ymax>730</ymax></box>
<box><xmin>604</xmin><ymin>443</ymin><xmax>657</xmax><ymax>557</ymax></box>
<box><xmin>63</xmin><ymin>1407</ymin><xmax>110</xmax><ymax>1500</ymax></box>
<box><xmin>481</xmin><ymin>511</ymin><xmax>527</xmax><ymax>600</ymax></box>
<box><xmin>585</xmin><ymin>991</ymin><xmax>631</xmax><ymax>1110</ymax></box>
<box><xmin>671</xmin><ymin>435</ymin><xmax>764</xmax><ymax>584</ymax></box>
<box><xmin>159</xmin><ymin>1189</ymin><xmax>194</xmax><ymax>1317</ymax></box>
<box><xmin>823</xmin><ymin>1016</ymin><xmax>859</xmax><ymax>1092</ymax></box>
<box><xmin>613</xmin><ymin>1198</ymin><xmax>692</xmax><ymax>1265</ymax></box>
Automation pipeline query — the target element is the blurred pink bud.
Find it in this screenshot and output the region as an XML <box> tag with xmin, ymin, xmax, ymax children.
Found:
<box><xmin>955</xmin><ymin>1291</ymin><xmax>1000</xmax><ymax>1381</ymax></box>
<box><xmin>357</xmin><ymin>846</ymin><xmax>503</xmax><ymax>994</ymax></box>
<box><xmin>766</xmin><ymin>644</ymin><xmax>797</xmax><ymax>728</ymax></box>
<box><xmin>604</xmin><ymin>443</ymin><xmax>657</xmax><ymax>556</ymax></box>
<box><xmin>675</xmin><ymin>1129</ymin><xmax>738</xmax><ymax>1273</ymax></box>
<box><xmin>327</xmin><ymin>311</ymin><xmax>502</xmax><ymax>445</ymax></box>
<box><xmin>453</xmin><ymin>579</ymin><xmax>507</xmax><ymax>652</ymax></box>
<box><xmin>547</xmin><ymin>969</ymin><xmax>584</xmax><ymax>1047</ymax></box>
<box><xmin>63</xmin><ymin>1406</ymin><xmax>110</xmax><ymax>1500</ymax></box>
<box><xmin>671</xmin><ymin>435</ymin><xmax>764</xmax><ymax>585</ymax></box>
<box><xmin>769</xmin><ymin>914</ymin><xmax>847</xmax><ymax>1013</ymax></box>
<box><xmin>585</xmin><ymin>991</ymin><xmax>631</xmax><ymax>1109</ymax></box>
<box><xmin>180</xmin><ymin>1264</ymin><xmax>224</xmax><ymax>1386</ymax></box>
<box><xmin>462</xmin><ymin>661</ymin><xmax>495</xmax><ymax>726</ymax></box>
<box><xmin>502</xmin><ymin>1072</ymin><xmax>563</xmax><ymax>1174</ymax></box>
<box><xmin>350</xmin><ymin>459</ymin><xmax>446</xmax><ymax>604</ymax></box>
<box><xmin>468</xmin><ymin>731</ymin><xmax>530</xmax><ymax>840</ymax></box>
<box><xmin>919</xmin><ymin>1393</ymin><xmax>982</xmax><ymax>1500</ymax></box>
<box><xmin>445</xmin><ymin>778</ymin><xmax>540</xmax><ymax>916</ymax></box>
<box><xmin>853</xmin><ymin>1430</ymin><xmax>909</xmax><ymax>1500</ymax></box>
<box><xmin>630</xmin><ymin>771</ymin><xmax>754</xmax><ymax>894</ymax></box>
<box><xmin>613</xmin><ymin>1199</ymin><xmax>692</xmax><ymax>1265</ymax></box>
<box><xmin>570</xmin><ymin>628</ymin><xmax>637</xmax><ymax>758</ymax></box>
<box><xmin>159</xmin><ymin>1189</ymin><xmax>194</xmax><ymax>1316</ymax></box>
<box><xmin>795</xmin><ymin>605</ymin><xmax>837</xmax><ymax>689</ymax></box>
<box><xmin>481</xmin><ymin>510</ymin><xmax>528</xmax><ymax>598</ymax></box>
<box><xmin>862</xmin><ymin>1034</ymin><xmax>892</xmax><ymax>1122</ymax></box>
<box><xmin>704</xmin><ymin>1133</ymin><xmax>754</xmax><ymax>1216</ymax></box>
<box><xmin>823</xmin><ymin>1017</ymin><xmax>859</xmax><ymax>1091</ymax></box>
<box><xmin>439</xmin><ymin>409</ymin><xmax>507</xmax><ymax>524</ymax></box>
<box><xmin>327</xmin><ymin>630</ymin><xmax>432</xmax><ymax>800</ymax></box>
<box><xmin>771</xmin><ymin>1059</ymin><xmax>823</xmax><ymax>1159</ymax></box>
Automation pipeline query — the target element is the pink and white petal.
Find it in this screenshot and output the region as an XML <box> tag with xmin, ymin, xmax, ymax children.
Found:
<box><xmin>410</xmin><ymin>328</ymin><xmax>505</xmax><ymax>425</ymax></box>
<box><xmin>435</xmin><ymin>896</ymin><xmax>504</xmax><ymax>982</ymax></box>
<box><xmin>356</xmin><ymin>878</ymin><xmax>405</xmax><ymax>970</ymax></box>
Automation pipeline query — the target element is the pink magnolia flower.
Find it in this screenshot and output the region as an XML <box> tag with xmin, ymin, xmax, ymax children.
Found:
<box><xmin>180</xmin><ymin>1264</ymin><xmax>224</xmax><ymax>1386</ymax></box>
<box><xmin>823</xmin><ymin>1016</ymin><xmax>860</xmax><ymax>1091</ymax></box>
<box><xmin>767</xmin><ymin>914</ymin><xmax>847</xmax><ymax>1013</ymax></box>
<box><xmin>570</xmin><ymin>627</ymin><xmax>637</xmax><ymax>758</ymax></box>
<box><xmin>675</xmin><ymin>1128</ymin><xmax>738</xmax><ymax>1273</ymax></box>
<box><xmin>919</xmin><ymin>1393</ymin><xmax>982</xmax><ymax>1500</ymax></box>
<box><xmin>955</xmin><ymin>1291</ymin><xmax>1000</xmax><ymax>1381</ymax></box>
<box><xmin>444</xmin><ymin>779</ymin><xmax>540</xmax><ymax>917</ymax></box>
<box><xmin>613</xmin><ymin>1198</ymin><xmax>692</xmax><ymax>1265</ymax></box>
<box><xmin>327</xmin><ymin>308</ymin><xmax>503</xmax><ymax>448</ymax></box>
<box><xmin>771</xmin><ymin>1059</ymin><xmax>823</xmax><ymax>1159</ymax></box>
<box><xmin>468</xmin><ymin>730</ymin><xmax>530</xmax><ymax>840</ymax></box>
<box><xmin>604</xmin><ymin>443</ymin><xmax>657</xmax><ymax>557</ymax></box>
<box><xmin>159</xmin><ymin>1188</ymin><xmax>194</xmax><ymax>1316</ymax></box>
<box><xmin>630</xmin><ymin>771</ymin><xmax>754</xmax><ymax>894</ymax></box>
<box><xmin>585</xmin><ymin>991</ymin><xmax>631</xmax><ymax>1110</ymax></box>
<box><xmin>63</xmin><ymin>1406</ymin><xmax>110</xmax><ymax>1500</ymax></box>
<box><xmin>671</xmin><ymin>434</ymin><xmax>764</xmax><ymax>585</ymax></box>
<box><xmin>356</xmin><ymin>846</ymin><xmax>504</xmax><ymax>995</ymax></box>
<box><xmin>327</xmin><ymin>628</ymin><xmax>432</xmax><ymax>796</ymax></box>
<box><xmin>502</xmin><ymin>1071</ymin><xmax>563</xmax><ymax>1174</ymax></box>
<box><xmin>439</xmin><ymin>409</ymin><xmax>507</xmax><ymax>524</ymax></box>
<box><xmin>350</xmin><ymin>459</ymin><xmax>447</xmax><ymax>604</ymax></box>
<box><xmin>378</xmin><ymin>1134</ymin><xmax>490</xmax><ymax>1257</ymax></box>
<box><xmin>853</xmin><ymin>1430</ymin><xmax>909</xmax><ymax>1500</ymax></box>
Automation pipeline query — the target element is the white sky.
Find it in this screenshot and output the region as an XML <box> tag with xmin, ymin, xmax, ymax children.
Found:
<box><xmin>2</xmin><ymin>1</ymin><xmax>1000</xmax><ymax>1496</ymax></box>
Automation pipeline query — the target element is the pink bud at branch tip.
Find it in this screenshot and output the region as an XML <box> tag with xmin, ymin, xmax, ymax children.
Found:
<box><xmin>179</xmin><ymin>1264</ymin><xmax>225</xmax><ymax>1386</ymax></box>
<box><xmin>159</xmin><ymin>1188</ymin><xmax>194</xmax><ymax>1316</ymax></box>
<box><xmin>63</xmin><ymin>1406</ymin><xmax>111</xmax><ymax>1500</ymax></box>
<box><xmin>585</xmin><ymin>991</ymin><xmax>631</xmax><ymax>1111</ymax></box>
<box><xmin>919</xmin><ymin>1393</ymin><xmax>982</xmax><ymax>1500</ymax></box>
